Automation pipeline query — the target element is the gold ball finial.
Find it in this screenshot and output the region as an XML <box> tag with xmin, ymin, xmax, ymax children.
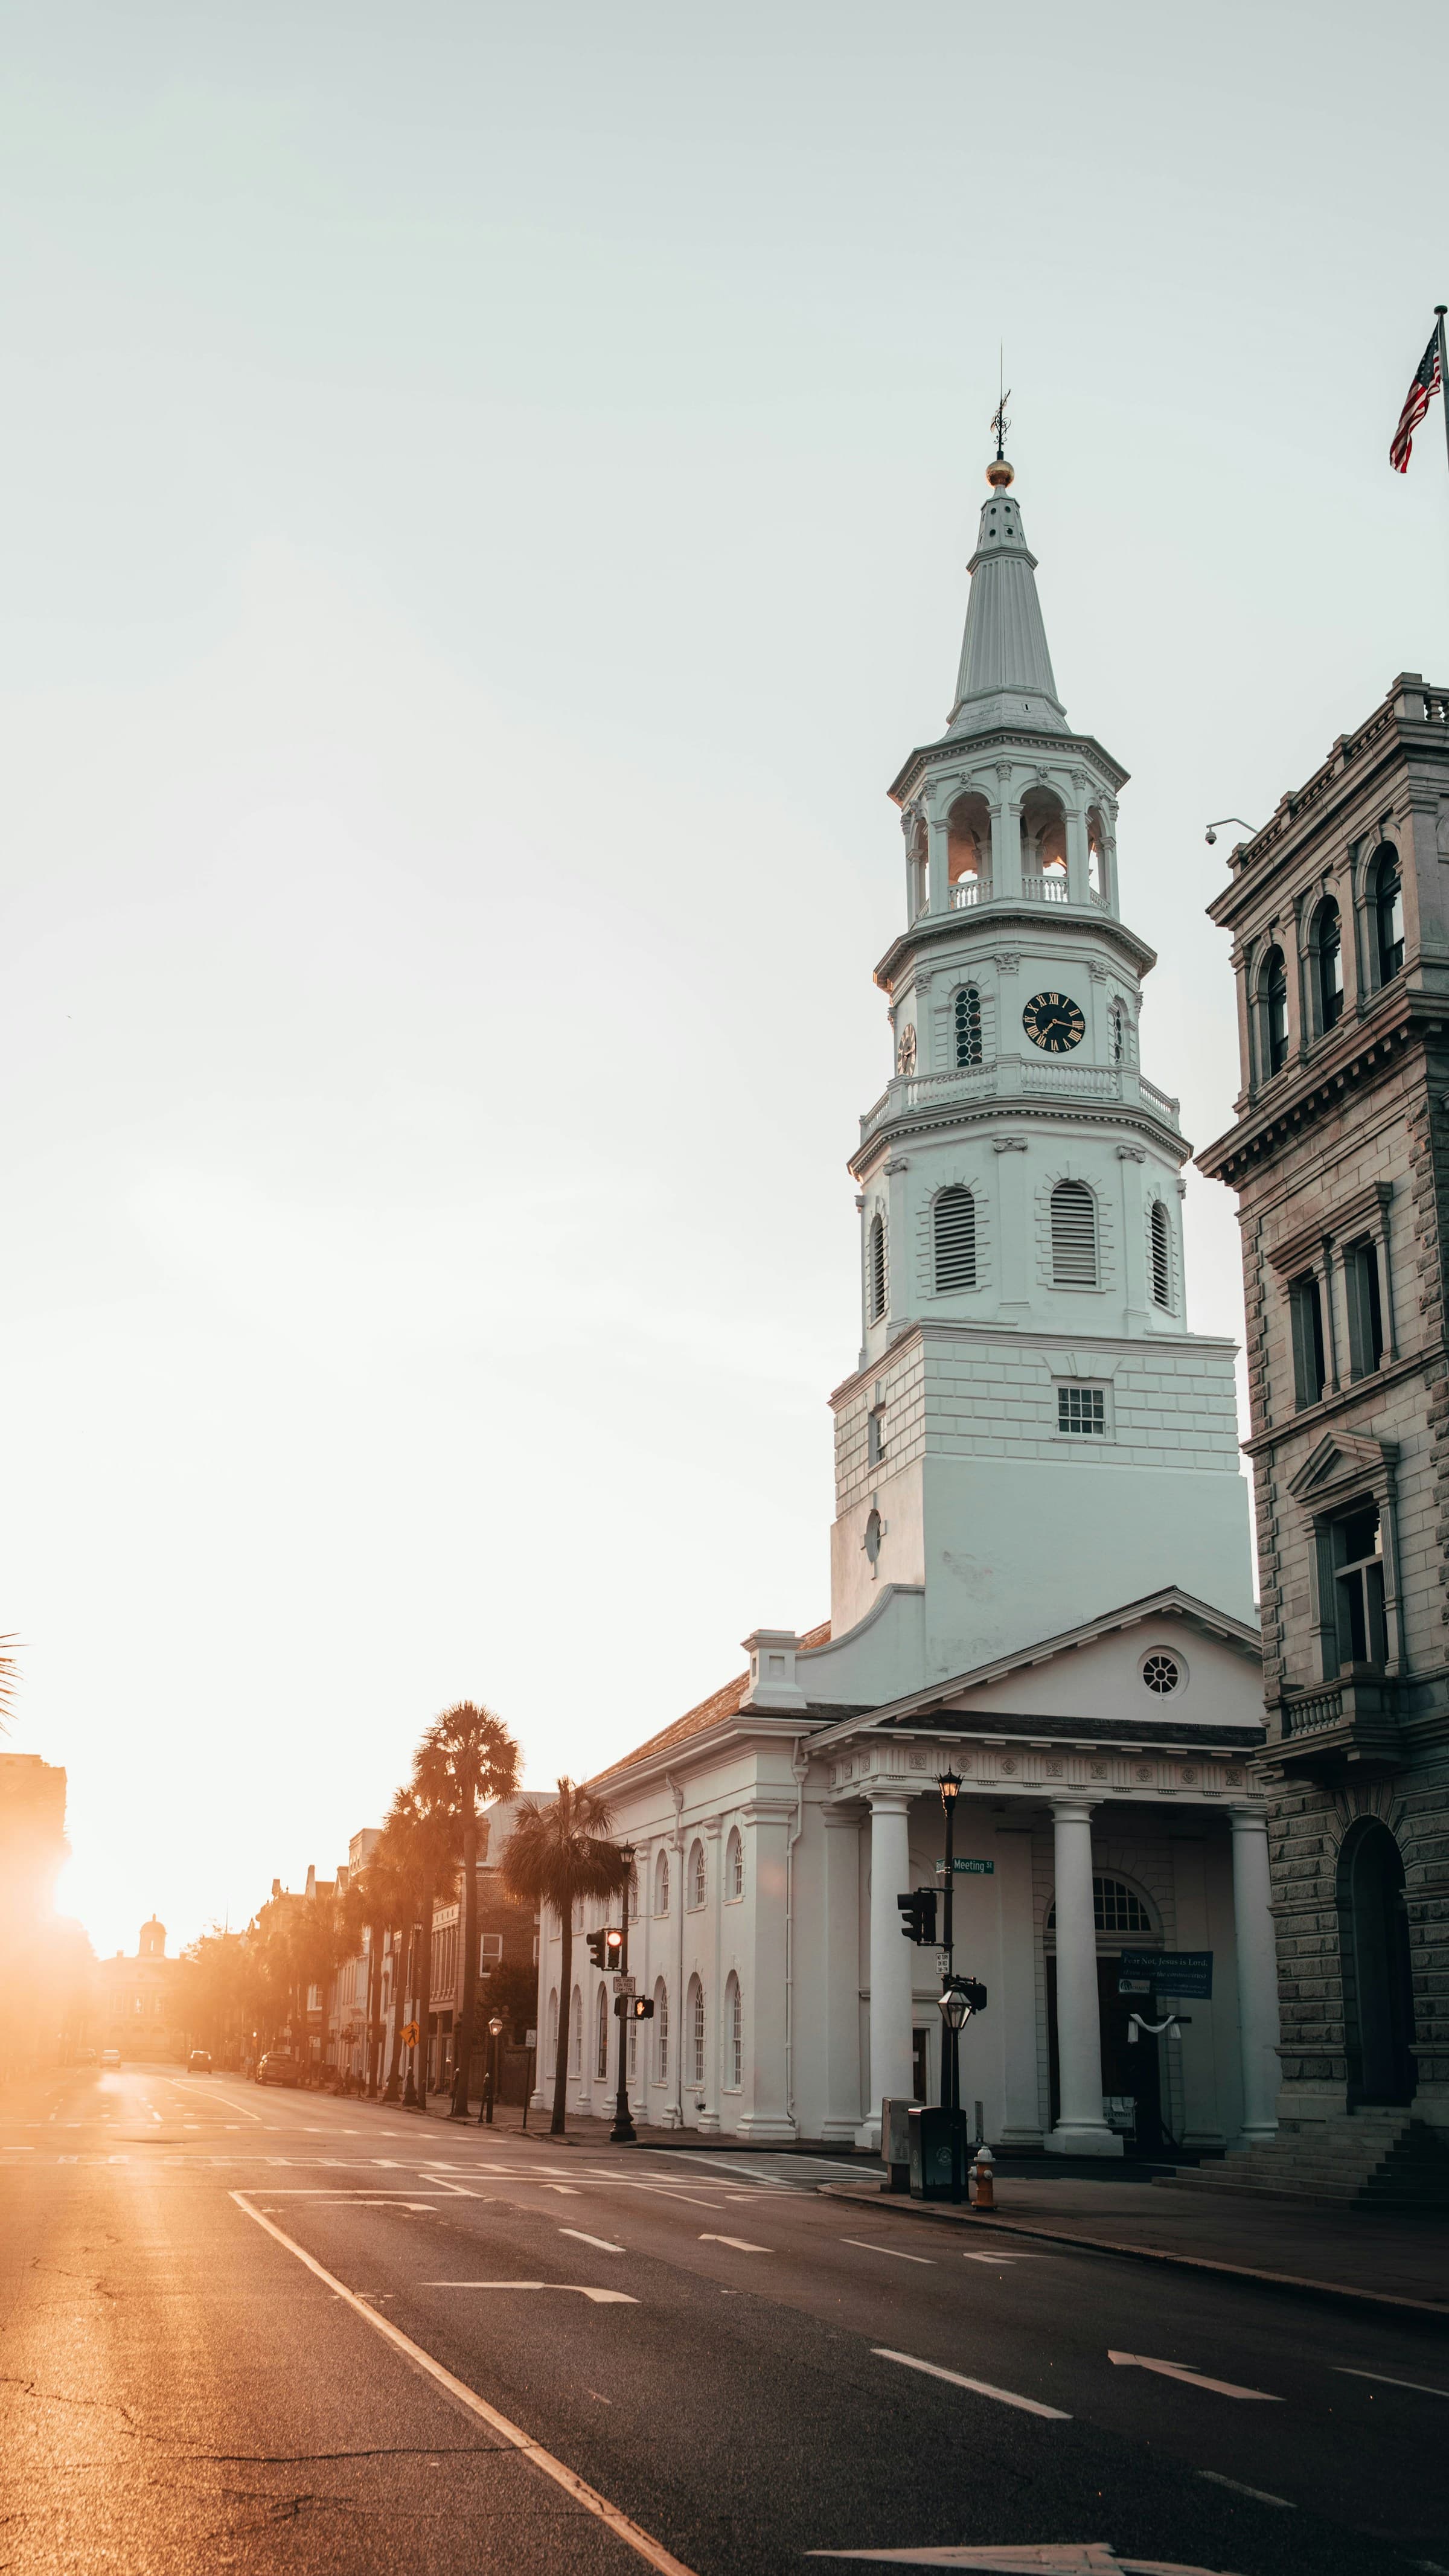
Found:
<box><xmin>986</xmin><ymin>456</ymin><xmax>1015</xmax><ymax>490</ymax></box>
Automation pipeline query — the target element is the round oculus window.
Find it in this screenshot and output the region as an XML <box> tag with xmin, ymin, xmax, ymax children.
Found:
<box><xmin>1142</xmin><ymin>1652</ymin><xmax>1180</xmax><ymax>1696</ymax></box>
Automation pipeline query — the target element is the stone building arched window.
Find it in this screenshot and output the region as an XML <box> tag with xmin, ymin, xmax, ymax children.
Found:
<box><xmin>1313</xmin><ymin>897</ymin><xmax>1343</xmax><ymax>1034</ymax></box>
<box><xmin>1372</xmin><ymin>846</ymin><xmax>1404</xmax><ymax>983</ymax></box>
<box><xmin>1258</xmin><ymin>945</ymin><xmax>1289</xmax><ymax>1076</ymax></box>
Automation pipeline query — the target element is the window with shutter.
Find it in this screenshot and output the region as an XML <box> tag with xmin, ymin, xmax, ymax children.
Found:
<box><xmin>933</xmin><ymin>1186</ymin><xmax>976</xmax><ymax>1291</ymax></box>
<box><xmin>954</xmin><ymin>986</ymin><xmax>982</xmax><ymax>1067</ymax></box>
<box><xmin>1051</xmin><ymin>1180</ymin><xmax>1098</xmax><ymax>1286</ymax></box>
<box><xmin>867</xmin><ymin>1213</ymin><xmax>887</xmax><ymax>1323</ymax></box>
<box><xmin>1150</xmin><ymin>1201</ymin><xmax>1171</xmax><ymax>1308</ymax></box>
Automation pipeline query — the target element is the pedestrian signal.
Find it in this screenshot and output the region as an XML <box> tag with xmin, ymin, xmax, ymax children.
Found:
<box><xmin>897</xmin><ymin>1888</ymin><xmax>938</xmax><ymax>1946</ymax></box>
<box><xmin>615</xmin><ymin>1994</ymin><xmax>655</xmax><ymax>2020</ymax></box>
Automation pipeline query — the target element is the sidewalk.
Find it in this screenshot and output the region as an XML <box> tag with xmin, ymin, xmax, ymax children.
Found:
<box><xmin>819</xmin><ymin>2173</ymin><xmax>1449</xmax><ymax>2320</ymax></box>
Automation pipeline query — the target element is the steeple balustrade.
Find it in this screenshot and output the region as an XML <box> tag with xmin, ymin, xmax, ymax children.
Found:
<box><xmin>1023</xmin><ymin>869</ymin><xmax>1069</xmax><ymax>905</ymax></box>
<box><xmin>949</xmin><ymin>878</ymin><xmax>983</xmax><ymax>909</ymax></box>
<box><xmin>935</xmin><ymin>873</ymin><xmax>1108</xmax><ymax>916</ymax></box>
<box><xmin>859</xmin><ymin>1056</ymin><xmax>1181</xmax><ymax>1146</ymax></box>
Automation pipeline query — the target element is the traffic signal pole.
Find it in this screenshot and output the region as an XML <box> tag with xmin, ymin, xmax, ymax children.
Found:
<box><xmin>610</xmin><ymin>1858</ymin><xmax>637</xmax><ymax>2146</ymax></box>
<box><xmin>941</xmin><ymin>1788</ymin><xmax>957</xmax><ymax>2114</ymax></box>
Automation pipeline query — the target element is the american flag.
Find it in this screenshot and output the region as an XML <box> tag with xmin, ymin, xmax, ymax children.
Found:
<box><xmin>1390</xmin><ymin>325</ymin><xmax>1443</xmax><ymax>473</ymax></box>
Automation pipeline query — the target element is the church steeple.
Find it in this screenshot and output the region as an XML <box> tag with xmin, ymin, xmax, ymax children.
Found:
<box><xmin>948</xmin><ymin>459</ymin><xmax>1067</xmax><ymax>738</ymax></box>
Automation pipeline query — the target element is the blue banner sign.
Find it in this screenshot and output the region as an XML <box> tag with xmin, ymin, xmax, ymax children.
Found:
<box><xmin>1118</xmin><ymin>1948</ymin><xmax>1212</xmax><ymax>1998</ymax></box>
<box><xmin>934</xmin><ymin>1858</ymin><xmax>995</xmax><ymax>1876</ymax></box>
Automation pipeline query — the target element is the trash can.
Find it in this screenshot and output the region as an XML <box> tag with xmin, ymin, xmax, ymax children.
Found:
<box><xmin>907</xmin><ymin>2104</ymin><xmax>970</xmax><ymax>2202</ymax></box>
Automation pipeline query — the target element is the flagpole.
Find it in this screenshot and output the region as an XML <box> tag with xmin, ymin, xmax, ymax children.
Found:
<box><xmin>1439</xmin><ymin>307</ymin><xmax>1449</xmax><ymax>475</ymax></box>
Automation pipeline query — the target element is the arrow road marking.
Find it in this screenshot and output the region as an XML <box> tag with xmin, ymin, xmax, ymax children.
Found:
<box><xmin>421</xmin><ymin>2282</ymin><xmax>638</xmax><ymax>2304</ymax></box>
<box><xmin>842</xmin><ymin>2239</ymin><xmax>935</xmax><ymax>2264</ymax></box>
<box><xmin>872</xmin><ymin>2348</ymin><xmax>1070</xmax><ymax>2420</ymax></box>
<box><xmin>699</xmin><ymin>2234</ymin><xmax>770</xmax><ymax>2252</ymax></box>
<box><xmin>1108</xmin><ymin>2351</ymin><xmax>1281</xmax><ymax>2402</ymax></box>
<box><xmin>560</xmin><ymin>2230</ymin><xmax>625</xmax><ymax>2253</ymax></box>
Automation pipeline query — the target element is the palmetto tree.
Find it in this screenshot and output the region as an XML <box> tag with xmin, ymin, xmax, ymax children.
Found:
<box><xmin>385</xmin><ymin>1781</ymin><xmax>461</xmax><ymax>2109</ymax></box>
<box><xmin>500</xmin><ymin>1779</ymin><xmax>629</xmax><ymax>2138</ymax></box>
<box><xmin>412</xmin><ymin>1702</ymin><xmax>519</xmax><ymax>2118</ymax></box>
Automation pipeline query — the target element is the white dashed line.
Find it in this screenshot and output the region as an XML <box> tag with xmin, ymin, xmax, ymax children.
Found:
<box><xmin>560</xmin><ymin>2230</ymin><xmax>626</xmax><ymax>2254</ymax></box>
<box><xmin>872</xmin><ymin>2347</ymin><xmax>1070</xmax><ymax>2420</ymax></box>
<box><xmin>842</xmin><ymin>2239</ymin><xmax>935</xmax><ymax>2265</ymax></box>
<box><xmin>1335</xmin><ymin>2366</ymin><xmax>1449</xmax><ymax>2401</ymax></box>
<box><xmin>1197</xmin><ymin>2469</ymin><xmax>1296</xmax><ymax>2508</ymax></box>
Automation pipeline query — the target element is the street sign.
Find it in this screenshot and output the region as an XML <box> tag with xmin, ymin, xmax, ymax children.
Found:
<box><xmin>401</xmin><ymin>2021</ymin><xmax>420</xmax><ymax>2047</ymax></box>
<box><xmin>613</xmin><ymin>1974</ymin><xmax>636</xmax><ymax>1998</ymax></box>
<box><xmin>935</xmin><ymin>1858</ymin><xmax>994</xmax><ymax>1875</ymax></box>
<box><xmin>1119</xmin><ymin>1948</ymin><xmax>1213</xmax><ymax>1998</ymax></box>
<box><xmin>525</xmin><ymin>2028</ymin><xmax>537</xmax><ymax>2048</ymax></box>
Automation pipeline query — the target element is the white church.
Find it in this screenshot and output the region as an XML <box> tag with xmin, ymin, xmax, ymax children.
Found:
<box><xmin>535</xmin><ymin>455</ymin><xmax>1279</xmax><ymax>2158</ymax></box>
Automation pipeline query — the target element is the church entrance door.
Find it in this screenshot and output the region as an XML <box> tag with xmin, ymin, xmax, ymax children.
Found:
<box><xmin>1340</xmin><ymin>1820</ymin><xmax>1416</xmax><ymax>2107</ymax></box>
<box><xmin>1047</xmin><ymin>1954</ymin><xmax>1165</xmax><ymax>2150</ymax></box>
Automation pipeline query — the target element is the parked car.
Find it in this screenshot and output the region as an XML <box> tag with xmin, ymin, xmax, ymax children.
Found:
<box><xmin>100</xmin><ymin>2047</ymin><xmax>121</xmax><ymax>2068</ymax></box>
<box><xmin>254</xmin><ymin>2053</ymin><xmax>300</xmax><ymax>2087</ymax></box>
<box><xmin>74</xmin><ymin>2047</ymin><xmax>95</xmax><ymax>2065</ymax></box>
<box><xmin>187</xmin><ymin>2049</ymin><xmax>213</xmax><ymax>2074</ymax></box>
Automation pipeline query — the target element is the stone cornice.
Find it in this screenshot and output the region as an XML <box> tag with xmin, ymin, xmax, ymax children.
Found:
<box><xmin>849</xmin><ymin>1089</ymin><xmax>1188</xmax><ymax>1186</ymax></box>
<box><xmin>1240</xmin><ymin>1338</ymin><xmax>1447</xmax><ymax>1460</ymax></box>
<box><xmin>1196</xmin><ymin>994</ymin><xmax>1444</xmax><ymax>1183</ymax></box>
<box><xmin>888</xmin><ymin>722</ymin><xmax>1130</xmax><ymax>808</ymax></box>
<box><xmin>874</xmin><ymin>899</ymin><xmax>1155</xmax><ymax>997</ymax></box>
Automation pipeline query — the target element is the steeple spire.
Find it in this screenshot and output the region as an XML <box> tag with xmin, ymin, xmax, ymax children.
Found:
<box><xmin>948</xmin><ymin>456</ymin><xmax>1067</xmax><ymax>739</ymax></box>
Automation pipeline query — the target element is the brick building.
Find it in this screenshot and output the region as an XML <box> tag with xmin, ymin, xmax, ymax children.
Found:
<box><xmin>1200</xmin><ymin>672</ymin><xmax>1449</xmax><ymax>2180</ymax></box>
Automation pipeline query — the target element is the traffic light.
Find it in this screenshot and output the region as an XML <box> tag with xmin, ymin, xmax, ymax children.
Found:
<box><xmin>897</xmin><ymin>1888</ymin><xmax>938</xmax><ymax>1946</ymax></box>
<box><xmin>586</xmin><ymin>1929</ymin><xmax>609</xmax><ymax>1969</ymax></box>
<box><xmin>615</xmin><ymin>1994</ymin><xmax>654</xmax><ymax>2021</ymax></box>
<box><xmin>605</xmin><ymin>1926</ymin><xmax>624</xmax><ymax>1961</ymax></box>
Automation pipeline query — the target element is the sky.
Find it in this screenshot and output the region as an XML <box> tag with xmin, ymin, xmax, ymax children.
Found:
<box><xmin>2</xmin><ymin>1</ymin><xmax>1447</xmax><ymax>1959</ymax></box>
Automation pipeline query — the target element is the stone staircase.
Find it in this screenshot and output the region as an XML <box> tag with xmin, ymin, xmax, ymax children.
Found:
<box><xmin>1172</xmin><ymin>2111</ymin><xmax>1449</xmax><ymax>2208</ymax></box>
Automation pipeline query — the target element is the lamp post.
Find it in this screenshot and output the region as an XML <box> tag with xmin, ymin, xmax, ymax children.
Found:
<box><xmin>937</xmin><ymin>1768</ymin><xmax>962</xmax><ymax>2113</ymax></box>
<box><xmin>480</xmin><ymin>2013</ymin><xmax>505</xmax><ymax>2125</ymax></box>
<box><xmin>611</xmin><ymin>1846</ymin><xmax>637</xmax><ymax>2146</ymax></box>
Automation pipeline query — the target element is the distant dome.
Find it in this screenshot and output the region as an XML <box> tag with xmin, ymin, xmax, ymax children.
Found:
<box><xmin>139</xmin><ymin>1918</ymin><xmax>167</xmax><ymax>1958</ymax></box>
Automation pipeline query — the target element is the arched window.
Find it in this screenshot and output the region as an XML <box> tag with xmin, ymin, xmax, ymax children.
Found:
<box><xmin>654</xmin><ymin>1980</ymin><xmax>669</xmax><ymax>2083</ymax></box>
<box><xmin>688</xmin><ymin>1975</ymin><xmax>706</xmax><ymax>2089</ymax></box>
<box><xmin>1373</xmin><ymin>846</ymin><xmax>1404</xmax><ymax>982</ymax></box>
<box><xmin>725</xmin><ymin>1972</ymin><xmax>743</xmax><ymax>2088</ymax></box>
<box><xmin>1150</xmin><ymin>1201</ymin><xmax>1171</xmax><ymax>1309</ymax></box>
<box><xmin>1046</xmin><ymin>1876</ymin><xmax>1154</xmax><ymax>1940</ymax></box>
<box><xmin>866</xmin><ymin>1213</ymin><xmax>887</xmax><ymax>1324</ymax></box>
<box><xmin>1087</xmin><ymin>807</ymin><xmax>1108</xmax><ymax>904</ymax></box>
<box><xmin>933</xmin><ymin>1186</ymin><xmax>977</xmax><ymax>1293</ymax></box>
<box><xmin>627</xmin><ymin>2009</ymin><xmax>638</xmax><ymax>2085</ymax></box>
<box><xmin>947</xmin><ymin>789</ymin><xmax>991</xmax><ymax>906</ymax></box>
<box><xmin>725</xmin><ymin>1827</ymin><xmax>744</xmax><ymax>1902</ymax></box>
<box><xmin>1051</xmin><ymin>1180</ymin><xmax>1098</xmax><ymax>1287</ymax></box>
<box><xmin>547</xmin><ymin>1989</ymin><xmax>558</xmax><ymax>2066</ymax></box>
<box><xmin>1260</xmin><ymin>946</ymin><xmax>1289</xmax><ymax>1075</ymax></box>
<box><xmin>654</xmin><ymin>1849</ymin><xmax>670</xmax><ymax>1917</ymax></box>
<box><xmin>688</xmin><ymin>1840</ymin><xmax>706</xmax><ymax>1911</ymax></box>
<box><xmin>954</xmin><ymin>985</ymin><xmax>982</xmax><ymax>1068</ymax></box>
<box><xmin>595</xmin><ymin>1981</ymin><xmax>609</xmax><ymax>2079</ymax></box>
<box><xmin>569</xmin><ymin>1984</ymin><xmax>582</xmax><ymax>2076</ymax></box>
<box><xmin>1314</xmin><ymin>898</ymin><xmax>1343</xmax><ymax>1032</ymax></box>
<box><xmin>627</xmin><ymin>1860</ymin><xmax>639</xmax><ymax>1922</ymax></box>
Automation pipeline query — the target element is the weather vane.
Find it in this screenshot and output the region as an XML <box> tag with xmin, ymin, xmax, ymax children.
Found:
<box><xmin>990</xmin><ymin>351</ymin><xmax>1011</xmax><ymax>462</ymax></box>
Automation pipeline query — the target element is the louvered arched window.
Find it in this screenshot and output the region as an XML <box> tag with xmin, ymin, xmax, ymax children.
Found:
<box><xmin>654</xmin><ymin>1980</ymin><xmax>669</xmax><ymax>2083</ymax></box>
<box><xmin>867</xmin><ymin>1213</ymin><xmax>887</xmax><ymax>1323</ymax></box>
<box><xmin>688</xmin><ymin>1839</ymin><xmax>706</xmax><ymax>1910</ymax></box>
<box><xmin>725</xmin><ymin>1972</ymin><xmax>743</xmax><ymax>2089</ymax></box>
<box><xmin>933</xmin><ymin>1186</ymin><xmax>976</xmax><ymax>1292</ymax></box>
<box><xmin>1051</xmin><ymin>1180</ymin><xmax>1098</xmax><ymax>1287</ymax></box>
<box><xmin>595</xmin><ymin>1981</ymin><xmax>609</xmax><ymax>2079</ymax></box>
<box><xmin>688</xmin><ymin>1976</ymin><xmax>706</xmax><ymax>2088</ymax></box>
<box><xmin>955</xmin><ymin>985</ymin><xmax>982</xmax><ymax>1068</ymax></box>
<box><xmin>1150</xmin><ymin>1201</ymin><xmax>1171</xmax><ymax>1309</ymax></box>
<box><xmin>569</xmin><ymin>1984</ymin><xmax>582</xmax><ymax>2075</ymax></box>
<box><xmin>654</xmin><ymin>1849</ymin><xmax>670</xmax><ymax>1917</ymax></box>
<box><xmin>725</xmin><ymin>1828</ymin><xmax>743</xmax><ymax>1901</ymax></box>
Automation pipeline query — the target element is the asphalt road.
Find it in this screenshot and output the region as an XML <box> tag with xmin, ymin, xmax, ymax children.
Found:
<box><xmin>2</xmin><ymin>2063</ymin><xmax>1447</xmax><ymax>2575</ymax></box>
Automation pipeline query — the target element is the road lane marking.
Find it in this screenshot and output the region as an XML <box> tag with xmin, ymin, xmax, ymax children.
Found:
<box><xmin>230</xmin><ymin>2196</ymin><xmax>689</xmax><ymax>2572</ymax></box>
<box><xmin>872</xmin><ymin>2348</ymin><xmax>1070</xmax><ymax>2421</ymax></box>
<box><xmin>1335</xmin><ymin>2366</ymin><xmax>1449</xmax><ymax>2400</ymax></box>
<box><xmin>958</xmin><ymin>2252</ymin><xmax>1030</xmax><ymax>2266</ymax></box>
<box><xmin>560</xmin><ymin>2230</ymin><xmax>625</xmax><ymax>2253</ymax></box>
<box><xmin>422</xmin><ymin>2282</ymin><xmax>638</xmax><ymax>2304</ymax></box>
<box><xmin>842</xmin><ymin>2239</ymin><xmax>935</xmax><ymax>2265</ymax></box>
<box><xmin>1196</xmin><ymin>2470</ymin><xmax>1296</xmax><ymax>2508</ymax></box>
<box><xmin>699</xmin><ymin>2235</ymin><xmax>771</xmax><ymax>2252</ymax></box>
<box><xmin>1108</xmin><ymin>2351</ymin><xmax>1281</xmax><ymax>2402</ymax></box>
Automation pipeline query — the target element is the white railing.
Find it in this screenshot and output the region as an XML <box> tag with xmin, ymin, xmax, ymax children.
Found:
<box><xmin>1022</xmin><ymin>871</ymin><xmax>1069</xmax><ymax>904</ymax></box>
<box><xmin>950</xmin><ymin>878</ymin><xmax>984</xmax><ymax>908</ymax></box>
<box><xmin>859</xmin><ymin>1058</ymin><xmax>1183</xmax><ymax>1145</ymax></box>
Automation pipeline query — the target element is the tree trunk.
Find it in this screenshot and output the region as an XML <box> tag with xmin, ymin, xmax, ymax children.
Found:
<box><xmin>551</xmin><ymin>1906</ymin><xmax>573</xmax><ymax>2137</ymax></box>
<box><xmin>417</xmin><ymin>1893</ymin><xmax>434</xmax><ymax>2106</ymax></box>
<box><xmin>383</xmin><ymin>1931</ymin><xmax>405</xmax><ymax>2100</ymax></box>
<box><xmin>366</xmin><ymin>1924</ymin><xmax>383</xmax><ymax>2097</ymax></box>
<box><xmin>451</xmin><ymin>1821</ymin><xmax>478</xmax><ymax>2117</ymax></box>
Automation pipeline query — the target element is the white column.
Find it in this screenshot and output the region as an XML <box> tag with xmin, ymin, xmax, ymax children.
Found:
<box><xmin>699</xmin><ymin>1815</ymin><xmax>723</xmax><ymax>2133</ymax></box>
<box><xmin>926</xmin><ymin>811</ymin><xmax>949</xmax><ymax>915</ymax></box>
<box><xmin>856</xmin><ymin>1788</ymin><xmax>914</xmax><ymax>2150</ymax></box>
<box><xmin>1046</xmin><ymin>1801</ymin><xmax>1119</xmax><ymax>2156</ymax></box>
<box><xmin>821</xmin><ymin>1809</ymin><xmax>863</xmax><ymax>2144</ymax></box>
<box><xmin>1230</xmin><ymin>1808</ymin><xmax>1281</xmax><ymax>2144</ymax></box>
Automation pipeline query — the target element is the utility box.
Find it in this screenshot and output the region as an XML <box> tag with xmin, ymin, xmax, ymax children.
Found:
<box><xmin>907</xmin><ymin>2105</ymin><xmax>970</xmax><ymax>2202</ymax></box>
<box><xmin>881</xmin><ymin>2097</ymin><xmax>913</xmax><ymax>2193</ymax></box>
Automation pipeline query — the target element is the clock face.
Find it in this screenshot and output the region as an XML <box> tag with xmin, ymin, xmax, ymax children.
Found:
<box><xmin>1022</xmin><ymin>990</ymin><xmax>1086</xmax><ymax>1054</ymax></box>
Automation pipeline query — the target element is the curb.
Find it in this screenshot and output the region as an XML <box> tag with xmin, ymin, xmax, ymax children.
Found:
<box><xmin>816</xmin><ymin>2182</ymin><xmax>1449</xmax><ymax>2324</ymax></box>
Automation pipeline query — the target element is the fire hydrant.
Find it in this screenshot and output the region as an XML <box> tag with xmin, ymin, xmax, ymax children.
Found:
<box><xmin>969</xmin><ymin>2145</ymin><xmax>995</xmax><ymax>2209</ymax></box>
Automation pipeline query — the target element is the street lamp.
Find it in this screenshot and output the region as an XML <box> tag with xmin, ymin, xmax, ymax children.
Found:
<box><xmin>938</xmin><ymin>1983</ymin><xmax>971</xmax><ymax>2033</ymax></box>
<box><xmin>936</xmin><ymin>1769</ymin><xmax>963</xmax><ymax>2111</ymax></box>
<box><xmin>611</xmin><ymin>1845</ymin><xmax>638</xmax><ymax>2147</ymax></box>
<box><xmin>479</xmin><ymin>2013</ymin><xmax>506</xmax><ymax>2127</ymax></box>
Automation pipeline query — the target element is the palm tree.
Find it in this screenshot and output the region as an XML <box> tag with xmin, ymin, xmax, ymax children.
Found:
<box><xmin>500</xmin><ymin>1779</ymin><xmax>629</xmax><ymax>2137</ymax></box>
<box><xmin>385</xmin><ymin>1781</ymin><xmax>461</xmax><ymax>2110</ymax></box>
<box><xmin>412</xmin><ymin>1702</ymin><xmax>519</xmax><ymax>2117</ymax></box>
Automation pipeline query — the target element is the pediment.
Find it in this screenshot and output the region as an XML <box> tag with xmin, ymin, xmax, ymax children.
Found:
<box><xmin>1287</xmin><ymin>1429</ymin><xmax>1398</xmax><ymax>1507</ymax></box>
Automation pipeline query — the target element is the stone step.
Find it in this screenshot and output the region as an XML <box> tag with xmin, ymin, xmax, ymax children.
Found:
<box><xmin>1178</xmin><ymin>2114</ymin><xmax>1449</xmax><ymax>2207</ymax></box>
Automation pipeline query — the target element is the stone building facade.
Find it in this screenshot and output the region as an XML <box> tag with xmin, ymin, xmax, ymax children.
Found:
<box><xmin>1199</xmin><ymin>673</ymin><xmax>1449</xmax><ymax>2148</ymax></box>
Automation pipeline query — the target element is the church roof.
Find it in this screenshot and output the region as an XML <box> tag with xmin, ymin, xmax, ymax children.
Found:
<box><xmin>595</xmin><ymin>1620</ymin><xmax>832</xmax><ymax>1783</ymax></box>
